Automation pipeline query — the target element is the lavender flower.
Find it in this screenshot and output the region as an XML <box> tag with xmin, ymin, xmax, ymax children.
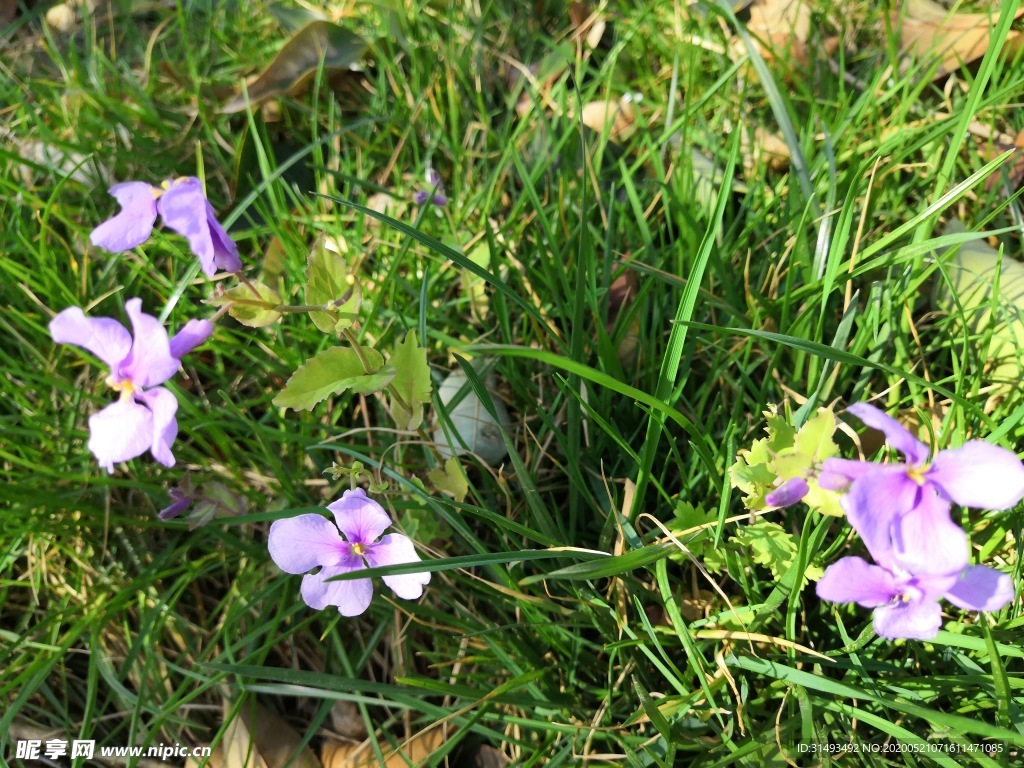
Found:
<box><xmin>90</xmin><ymin>177</ymin><xmax>241</xmax><ymax>278</ymax></box>
<box><xmin>49</xmin><ymin>298</ymin><xmax>213</xmax><ymax>472</ymax></box>
<box><xmin>412</xmin><ymin>169</ymin><xmax>448</xmax><ymax>207</ymax></box>
<box><xmin>818</xmin><ymin>403</ymin><xmax>1024</xmax><ymax>572</ymax></box>
<box><xmin>268</xmin><ymin>488</ymin><xmax>430</xmax><ymax>616</ymax></box>
<box><xmin>817</xmin><ymin>510</ymin><xmax>1014</xmax><ymax>644</ymax></box>
<box><xmin>817</xmin><ymin>557</ymin><xmax>1014</xmax><ymax>640</ymax></box>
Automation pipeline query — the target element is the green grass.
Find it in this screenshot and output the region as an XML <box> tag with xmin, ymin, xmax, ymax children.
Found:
<box><xmin>3</xmin><ymin>0</ymin><xmax>1024</xmax><ymax>765</ymax></box>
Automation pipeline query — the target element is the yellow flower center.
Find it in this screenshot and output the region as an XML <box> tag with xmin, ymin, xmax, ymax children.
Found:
<box><xmin>906</xmin><ymin>465</ymin><xmax>929</xmax><ymax>485</ymax></box>
<box><xmin>107</xmin><ymin>376</ymin><xmax>136</xmax><ymax>402</ymax></box>
<box><xmin>351</xmin><ymin>542</ymin><xmax>366</xmax><ymax>556</ymax></box>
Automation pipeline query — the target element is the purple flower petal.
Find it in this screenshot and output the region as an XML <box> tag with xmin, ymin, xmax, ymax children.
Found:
<box><xmin>268</xmin><ymin>514</ymin><xmax>350</xmax><ymax>574</ymax></box>
<box><xmin>327</xmin><ymin>488</ymin><xmax>393</xmax><ymax>546</ymax></box>
<box><xmin>944</xmin><ymin>566</ymin><xmax>1015</xmax><ymax>612</ymax></box>
<box><xmin>817</xmin><ymin>458</ymin><xmax>884</xmax><ymax>491</ymax></box>
<box><xmin>890</xmin><ymin>490</ymin><xmax>966</xmax><ymax>577</ymax></box>
<box><xmin>157</xmin><ymin>178</ymin><xmax>226</xmax><ymax>278</ymax></box>
<box><xmin>816</xmin><ymin>557</ymin><xmax>898</xmax><ymax>607</ymax></box>
<box><xmin>847</xmin><ymin>402</ymin><xmax>930</xmax><ymax>464</ymax></box>
<box><xmin>765</xmin><ymin>477</ymin><xmax>809</xmax><ymax>508</ymax></box>
<box><xmin>873</xmin><ymin>596</ymin><xmax>943</xmax><ymax>640</ymax></box>
<box><xmin>87</xmin><ymin>398</ymin><xmax>154</xmax><ymax>473</ymax></box>
<box><xmin>365</xmin><ymin>533</ymin><xmax>430</xmax><ymax>600</ymax></box>
<box><xmin>49</xmin><ymin>307</ymin><xmax>132</xmax><ymax>372</ymax></box>
<box><xmin>89</xmin><ymin>182</ymin><xmax>159</xmax><ymax>252</ymax></box>
<box><xmin>205</xmin><ymin>201</ymin><xmax>242</xmax><ymax>273</ymax></box>
<box><xmin>169</xmin><ymin>319</ymin><xmax>214</xmax><ymax>359</ymax></box>
<box><xmin>159</xmin><ymin>489</ymin><xmax>192</xmax><ymax>520</ymax></box>
<box><xmin>842</xmin><ymin>468</ymin><xmax>918</xmax><ymax>567</ymax></box>
<box><xmin>412</xmin><ymin>190</ymin><xmax>430</xmax><ymax>206</ymax></box>
<box><xmin>118</xmin><ymin>298</ymin><xmax>179</xmax><ymax>387</ymax></box>
<box><xmin>137</xmin><ymin>386</ymin><xmax>178</xmax><ymax>468</ymax></box>
<box><xmin>929</xmin><ymin>441</ymin><xmax>1024</xmax><ymax>510</ymax></box>
<box><xmin>301</xmin><ymin>563</ymin><xmax>373</xmax><ymax>616</ymax></box>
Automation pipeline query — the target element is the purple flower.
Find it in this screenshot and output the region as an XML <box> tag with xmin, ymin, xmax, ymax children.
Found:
<box><xmin>90</xmin><ymin>177</ymin><xmax>242</xmax><ymax>278</ymax></box>
<box><xmin>817</xmin><ymin>556</ymin><xmax>1014</xmax><ymax>641</ymax></box>
<box><xmin>819</xmin><ymin>402</ymin><xmax>1024</xmax><ymax>575</ymax></box>
<box><xmin>268</xmin><ymin>488</ymin><xmax>430</xmax><ymax>616</ymax></box>
<box><xmin>412</xmin><ymin>169</ymin><xmax>448</xmax><ymax>207</ymax></box>
<box><xmin>765</xmin><ymin>477</ymin><xmax>809</xmax><ymax>508</ymax></box>
<box><xmin>49</xmin><ymin>298</ymin><xmax>213</xmax><ymax>473</ymax></box>
<box><xmin>159</xmin><ymin>487</ymin><xmax>193</xmax><ymax>520</ymax></box>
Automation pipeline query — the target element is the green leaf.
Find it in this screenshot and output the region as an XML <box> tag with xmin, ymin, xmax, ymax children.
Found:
<box><xmin>389</xmin><ymin>330</ymin><xmax>432</xmax><ymax>429</ymax></box>
<box><xmin>207</xmin><ymin>280</ymin><xmax>282</xmax><ymax>327</ymax></box>
<box><xmin>401</xmin><ymin>505</ymin><xmax>449</xmax><ymax>544</ymax></box>
<box><xmin>738</xmin><ymin>522</ymin><xmax>823</xmax><ymax>582</ymax></box>
<box><xmin>273</xmin><ymin>346</ymin><xmax>393</xmax><ymax>411</ymax></box>
<box><xmin>460</xmin><ymin>241</ymin><xmax>491</xmax><ymax>322</ymax></box>
<box><xmin>427</xmin><ymin>457</ymin><xmax>468</xmax><ymax>502</ymax></box>
<box><xmin>305</xmin><ymin>236</ymin><xmax>360</xmax><ymax>333</ymax></box>
<box><xmin>221</xmin><ymin>21</ymin><xmax>368</xmax><ymax>114</ymax></box>
<box><xmin>793</xmin><ymin>408</ymin><xmax>838</xmax><ymax>461</ymax></box>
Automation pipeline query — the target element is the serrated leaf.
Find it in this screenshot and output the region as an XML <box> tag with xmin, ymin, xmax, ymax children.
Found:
<box><xmin>427</xmin><ymin>457</ymin><xmax>468</xmax><ymax>502</ymax></box>
<box><xmin>401</xmin><ymin>506</ymin><xmax>449</xmax><ymax>544</ymax></box>
<box><xmin>221</xmin><ymin>21</ymin><xmax>367</xmax><ymax>114</ymax></box>
<box><xmin>273</xmin><ymin>347</ymin><xmax>393</xmax><ymax>411</ymax></box>
<box><xmin>794</xmin><ymin>409</ymin><xmax>838</xmax><ymax>461</ymax></box>
<box><xmin>305</xmin><ymin>236</ymin><xmax>360</xmax><ymax>333</ymax></box>
<box><xmin>389</xmin><ymin>330</ymin><xmax>432</xmax><ymax>429</ymax></box>
<box><xmin>208</xmin><ymin>280</ymin><xmax>282</xmax><ymax>327</ymax></box>
<box><xmin>736</xmin><ymin>522</ymin><xmax>823</xmax><ymax>582</ymax></box>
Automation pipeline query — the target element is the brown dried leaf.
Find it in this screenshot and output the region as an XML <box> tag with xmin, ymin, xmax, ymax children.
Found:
<box><xmin>747</xmin><ymin>0</ymin><xmax>810</xmax><ymax>65</ymax></box>
<box><xmin>321</xmin><ymin>728</ymin><xmax>448</xmax><ymax>767</ymax></box>
<box><xmin>580</xmin><ymin>97</ymin><xmax>635</xmax><ymax>140</ymax></box>
<box><xmin>896</xmin><ymin>0</ymin><xmax>1024</xmax><ymax>77</ymax></box>
<box><xmin>569</xmin><ymin>0</ymin><xmax>607</xmax><ymax>49</ymax></box>
<box><xmin>208</xmin><ymin>700</ymin><xmax>321</xmax><ymax>768</ymax></box>
<box><xmin>221</xmin><ymin>21</ymin><xmax>367</xmax><ymax>114</ymax></box>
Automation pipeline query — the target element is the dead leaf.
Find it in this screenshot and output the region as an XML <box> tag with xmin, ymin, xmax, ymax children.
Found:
<box><xmin>742</xmin><ymin>126</ymin><xmax>791</xmax><ymax>174</ymax></box>
<box><xmin>221</xmin><ymin>21</ymin><xmax>367</xmax><ymax>114</ymax></box>
<box><xmin>329</xmin><ymin>701</ymin><xmax>368</xmax><ymax>741</ymax></box>
<box><xmin>580</xmin><ymin>96</ymin><xmax>635</xmax><ymax>140</ymax></box>
<box><xmin>459</xmin><ymin>744</ymin><xmax>511</xmax><ymax>768</ymax></box>
<box><xmin>44</xmin><ymin>0</ymin><xmax>99</xmax><ymax>33</ymax></box>
<box><xmin>188</xmin><ymin>699</ymin><xmax>321</xmax><ymax>768</ymax></box>
<box><xmin>322</xmin><ymin>728</ymin><xmax>448</xmax><ymax>767</ymax></box>
<box><xmin>896</xmin><ymin>0</ymin><xmax>1024</xmax><ymax>77</ymax></box>
<box><xmin>1</xmin><ymin>0</ymin><xmax>18</xmax><ymax>25</ymax></box>
<box><xmin>747</xmin><ymin>0</ymin><xmax>810</xmax><ymax>66</ymax></box>
<box><xmin>569</xmin><ymin>0</ymin><xmax>607</xmax><ymax>50</ymax></box>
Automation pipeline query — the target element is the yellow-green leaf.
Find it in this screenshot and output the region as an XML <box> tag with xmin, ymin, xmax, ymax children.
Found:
<box><xmin>273</xmin><ymin>347</ymin><xmax>393</xmax><ymax>411</ymax></box>
<box><xmin>389</xmin><ymin>330</ymin><xmax>432</xmax><ymax>429</ymax></box>
<box><xmin>427</xmin><ymin>457</ymin><xmax>468</xmax><ymax>502</ymax></box>
<box><xmin>207</xmin><ymin>280</ymin><xmax>282</xmax><ymax>327</ymax></box>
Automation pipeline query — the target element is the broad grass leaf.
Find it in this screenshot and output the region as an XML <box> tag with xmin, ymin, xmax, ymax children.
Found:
<box><xmin>273</xmin><ymin>347</ymin><xmax>393</xmax><ymax>411</ymax></box>
<box><xmin>389</xmin><ymin>330</ymin><xmax>431</xmax><ymax>429</ymax></box>
<box><xmin>207</xmin><ymin>280</ymin><xmax>283</xmax><ymax>327</ymax></box>
<box><xmin>460</xmin><ymin>241</ymin><xmax>491</xmax><ymax>323</ymax></box>
<box><xmin>305</xmin><ymin>236</ymin><xmax>359</xmax><ymax>333</ymax></box>
<box><xmin>221</xmin><ymin>21</ymin><xmax>367</xmax><ymax>114</ymax></box>
<box><xmin>936</xmin><ymin>221</ymin><xmax>1024</xmax><ymax>386</ymax></box>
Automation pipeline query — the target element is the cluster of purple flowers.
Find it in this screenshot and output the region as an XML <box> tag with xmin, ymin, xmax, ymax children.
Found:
<box><xmin>812</xmin><ymin>403</ymin><xmax>1024</xmax><ymax>640</ymax></box>
<box><xmin>52</xmin><ymin>176</ymin><xmax>431</xmax><ymax>617</ymax></box>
